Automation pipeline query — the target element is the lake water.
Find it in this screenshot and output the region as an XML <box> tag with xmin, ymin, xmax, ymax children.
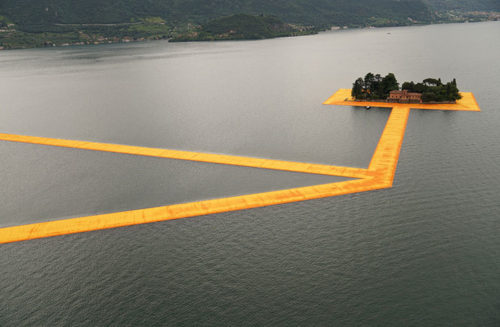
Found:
<box><xmin>1</xmin><ymin>21</ymin><xmax>499</xmax><ymax>325</ymax></box>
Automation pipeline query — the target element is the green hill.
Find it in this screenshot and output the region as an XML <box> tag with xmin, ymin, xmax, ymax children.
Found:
<box><xmin>0</xmin><ymin>0</ymin><xmax>497</xmax><ymax>49</ymax></box>
<box><xmin>0</xmin><ymin>0</ymin><xmax>432</xmax><ymax>28</ymax></box>
<box><xmin>425</xmin><ymin>0</ymin><xmax>500</xmax><ymax>12</ymax></box>
<box><xmin>171</xmin><ymin>14</ymin><xmax>316</xmax><ymax>42</ymax></box>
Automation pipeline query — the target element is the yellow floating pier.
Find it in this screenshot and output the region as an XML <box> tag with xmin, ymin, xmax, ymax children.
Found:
<box><xmin>0</xmin><ymin>89</ymin><xmax>480</xmax><ymax>244</ymax></box>
<box><xmin>323</xmin><ymin>89</ymin><xmax>480</xmax><ymax>111</ymax></box>
<box><xmin>0</xmin><ymin>133</ymin><xmax>372</xmax><ymax>180</ymax></box>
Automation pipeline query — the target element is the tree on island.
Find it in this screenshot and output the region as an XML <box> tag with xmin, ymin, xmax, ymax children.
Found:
<box><xmin>352</xmin><ymin>72</ymin><xmax>399</xmax><ymax>100</ymax></box>
<box><xmin>352</xmin><ymin>78</ymin><xmax>364</xmax><ymax>98</ymax></box>
<box><xmin>402</xmin><ymin>77</ymin><xmax>461</xmax><ymax>102</ymax></box>
<box><xmin>352</xmin><ymin>73</ymin><xmax>461</xmax><ymax>103</ymax></box>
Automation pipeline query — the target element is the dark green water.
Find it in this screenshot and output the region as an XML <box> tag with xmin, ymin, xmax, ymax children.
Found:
<box><xmin>1</xmin><ymin>21</ymin><xmax>499</xmax><ymax>326</ymax></box>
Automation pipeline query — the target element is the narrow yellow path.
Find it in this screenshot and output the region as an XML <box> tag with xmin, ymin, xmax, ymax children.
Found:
<box><xmin>0</xmin><ymin>89</ymin><xmax>479</xmax><ymax>244</ymax></box>
<box><xmin>0</xmin><ymin>178</ymin><xmax>389</xmax><ymax>244</ymax></box>
<box><xmin>0</xmin><ymin>133</ymin><xmax>372</xmax><ymax>179</ymax></box>
<box><xmin>368</xmin><ymin>106</ymin><xmax>410</xmax><ymax>185</ymax></box>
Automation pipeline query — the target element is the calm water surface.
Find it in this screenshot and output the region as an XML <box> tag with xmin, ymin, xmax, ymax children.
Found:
<box><xmin>1</xmin><ymin>21</ymin><xmax>499</xmax><ymax>326</ymax></box>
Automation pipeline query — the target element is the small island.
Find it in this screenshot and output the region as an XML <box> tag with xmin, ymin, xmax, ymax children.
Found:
<box><xmin>170</xmin><ymin>14</ymin><xmax>316</xmax><ymax>42</ymax></box>
<box><xmin>351</xmin><ymin>73</ymin><xmax>461</xmax><ymax>103</ymax></box>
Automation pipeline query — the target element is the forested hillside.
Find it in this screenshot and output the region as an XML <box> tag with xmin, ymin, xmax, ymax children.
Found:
<box><xmin>0</xmin><ymin>0</ymin><xmax>432</xmax><ymax>28</ymax></box>
<box><xmin>0</xmin><ymin>0</ymin><xmax>498</xmax><ymax>49</ymax></box>
<box><xmin>171</xmin><ymin>14</ymin><xmax>316</xmax><ymax>42</ymax></box>
<box><xmin>425</xmin><ymin>0</ymin><xmax>500</xmax><ymax>12</ymax></box>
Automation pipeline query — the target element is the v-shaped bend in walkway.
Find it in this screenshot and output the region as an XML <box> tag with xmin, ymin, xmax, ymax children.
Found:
<box><xmin>0</xmin><ymin>89</ymin><xmax>480</xmax><ymax>243</ymax></box>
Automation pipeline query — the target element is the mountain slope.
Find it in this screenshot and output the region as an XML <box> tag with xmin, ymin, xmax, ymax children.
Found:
<box><xmin>170</xmin><ymin>14</ymin><xmax>316</xmax><ymax>41</ymax></box>
<box><xmin>0</xmin><ymin>0</ymin><xmax>432</xmax><ymax>28</ymax></box>
<box><xmin>425</xmin><ymin>0</ymin><xmax>500</xmax><ymax>12</ymax></box>
<box><xmin>1</xmin><ymin>0</ymin><xmax>497</xmax><ymax>49</ymax></box>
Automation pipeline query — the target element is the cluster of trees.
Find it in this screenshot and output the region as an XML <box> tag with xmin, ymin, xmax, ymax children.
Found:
<box><xmin>402</xmin><ymin>78</ymin><xmax>461</xmax><ymax>102</ymax></box>
<box><xmin>351</xmin><ymin>73</ymin><xmax>462</xmax><ymax>103</ymax></box>
<box><xmin>351</xmin><ymin>73</ymin><xmax>399</xmax><ymax>100</ymax></box>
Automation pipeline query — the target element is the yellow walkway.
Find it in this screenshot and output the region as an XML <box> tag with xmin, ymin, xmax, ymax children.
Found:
<box><xmin>0</xmin><ymin>89</ymin><xmax>480</xmax><ymax>243</ymax></box>
<box><xmin>368</xmin><ymin>106</ymin><xmax>410</xmax><ymax>185</ymax></box>
<box><xmin>0</xmin><ymin>133</ymin><xmax>372</xmax><ymax>179</ymax></box>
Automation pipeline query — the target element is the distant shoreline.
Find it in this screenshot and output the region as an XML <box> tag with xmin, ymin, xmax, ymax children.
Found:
<box><xmin>0</xmin><ymin>19</ymin><xmax>497</xmax><ymax>51</ymax></box>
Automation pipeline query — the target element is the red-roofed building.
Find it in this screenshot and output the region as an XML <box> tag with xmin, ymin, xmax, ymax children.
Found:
<box><xmin>388</xmin><ymin>90</ymin><xmax>422</xmax><ymax>103</ymax></box>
